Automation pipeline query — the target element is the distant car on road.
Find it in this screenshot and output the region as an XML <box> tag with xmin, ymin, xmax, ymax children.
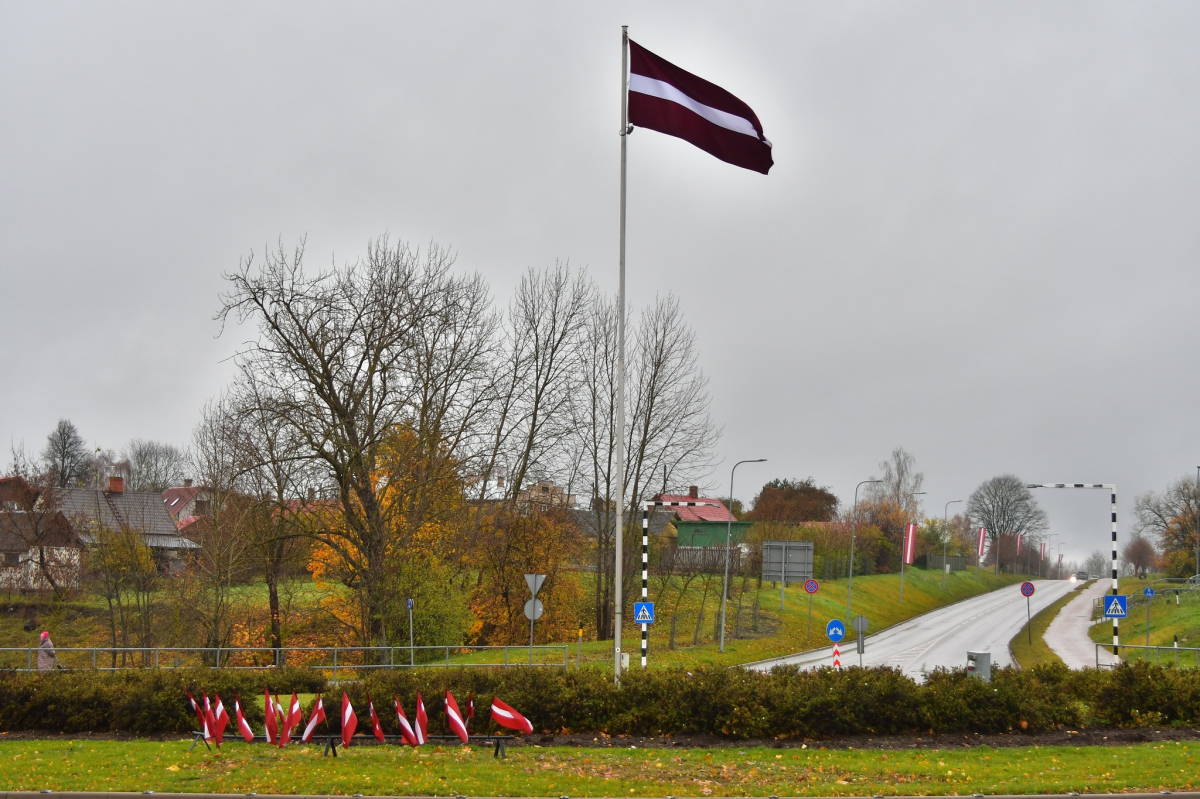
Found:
<box><xmin>1074</xmin><ymin>571</ymin><xmax>1088</xmax><ymax>581</ymax></box>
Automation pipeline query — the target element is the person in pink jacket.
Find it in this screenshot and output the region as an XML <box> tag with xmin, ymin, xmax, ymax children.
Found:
<box><xmin>36</xmin><ymin>631</ymin><xmax>56</xmax><ymax>671</ymax></box>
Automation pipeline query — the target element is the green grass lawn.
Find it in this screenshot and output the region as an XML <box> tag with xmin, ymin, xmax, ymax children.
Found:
<box><xmin>0</xmin><ymin>739</ymin><xmax>1196</xmax><ymax>796</ymax></box>
<box><xmin>1088</xmin><ymin>577</ymin><xmax>1200</xmax><ymax>665</ymax></box>
<box><xmin>1009</xmin><ymin>581</ymin><xmax>1090</xmax><ymax>669</ymax></box>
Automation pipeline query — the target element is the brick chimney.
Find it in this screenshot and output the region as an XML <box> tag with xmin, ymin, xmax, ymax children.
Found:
<box><xmin>688</xmin><ymin>485</ymin><xmax>698</xmax><ymax>499</ymax></box>
<box><xmin>183</xmin><ymin>478</ymin><xmax>193</xmax><ymax>488</ymax></box>
<box><xmin>108</xmin><ymin>476</ymin><xmax>124</xmax><ymax>494</ymax></box>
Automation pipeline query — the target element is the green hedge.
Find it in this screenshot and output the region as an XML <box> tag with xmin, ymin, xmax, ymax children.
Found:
<box><xmin>2</xmin><ymin>662</ymin><xmax>1198</xmax><ymax>738</ymax></box>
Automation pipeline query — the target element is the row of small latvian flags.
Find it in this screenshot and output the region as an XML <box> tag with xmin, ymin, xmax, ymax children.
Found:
<box><xmin>186</xmin><ymin>689</ymin><xmax>531</xmax><ymax>750</ymax></box>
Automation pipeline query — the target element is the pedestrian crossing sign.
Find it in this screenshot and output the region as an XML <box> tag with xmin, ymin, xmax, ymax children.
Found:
<box><xmin>1103</xmin><ymin>595</ymin><xmax>1128</xmax><ymax>618</ymax></box>
<box><xmin>634</xmin><ymin>602</ymin><xmax>655</xmax><ymax>624</ymax></box>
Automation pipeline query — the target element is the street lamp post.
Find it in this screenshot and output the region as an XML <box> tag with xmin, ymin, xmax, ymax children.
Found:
<box><xmin>847</xmin><ymin>479</ymin><xmax>882</xmax><ymax>622</ymax></box>
<box><xmin>719</xmin><ymin>458</ymin><xmax>766</xmax><ymax>653</ymax></box>
<box><xmin>899</xmin><ymin>491</ymin><xmax>926</xmax><ymax>603</ymax></box>
<box><xmin>1046</xmin><ymin>533</ymin><xmax>1057</xmax><ymax>579</ymax></box>
<box><xmin>943</xmin><ymin>499</ymin><xmax>963</xmax><ymax>590</ymax></box>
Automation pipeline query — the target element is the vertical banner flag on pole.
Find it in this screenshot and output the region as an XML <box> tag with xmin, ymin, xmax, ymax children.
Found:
<box><xmin>1017</xmin><ymin>535</ymin><xmax>1024</xmax><ymax>556</ymax></box>
<box><xmin>903</xmin><ymin>523</ymin><xmax>917</xmax><ymax>565</ymax></box>
<box><xmin>1040</xmin><ymin>542</ymin><xmax>1047</xmax><ymax>561</ymax></box>
<box><xmin>977</xmin><ymin>528</ymin><xmax>988</xmax><ymax>559</ymax></box>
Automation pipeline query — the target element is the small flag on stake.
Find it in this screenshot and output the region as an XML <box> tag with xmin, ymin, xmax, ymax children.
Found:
<box><xmin>301</xmin><ymin>695</ymin><xmax>326</xmax><ymax>743</ymax></box>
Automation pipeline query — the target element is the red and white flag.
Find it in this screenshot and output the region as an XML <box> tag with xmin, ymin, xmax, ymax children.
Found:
<box><xmin>340</xmin><ymin>692</ymin><xmax>358</xmax><ymax>748</ymax></box>
<box><xmin>903</xmin><ymin>523</ymin><xmax>918</xmax><ymax>566</ymax></box>
<box><xmin>1040</xmin><ymin>542</ymin><xmax>1047</xmax><ymax>561</ymax></box>
<box><xmin>212</xmin><ymin>694</ymin><xmax>230</xmax><ymax>746</ymax></box>
<box><xmin>394</xmin><ymin>697</ymin><xmax>420</xmax><ymax>747</ymax></box>
<box><xmin>445</xmin><ymin>691</ymin><xmax>468</xmax><ymax>743</ymax></box>
<box><xmin>263</xmin><ymin>689</ymin><xmax>278</xmax><ymax>744</ymax></box>
<box><xmin>234</xmin><ymin>694</ymin><xmax>255</xmax><ymax>743</ymax></box>
<box><xmin>627</xmin><ymin>39</ymin><xmax>772</xmax><ymax>174</ymax></box>
<box><xmin>301</xmin><ymin>696</ymin><xmax>326</xmax><ymax>743</ymax></box>
<box><xmin>489</xmin><ymin>697</ymin><xmax>533</xmax><ymax>735</ymax></box>
<box><xmin>1016</xmin><ymin>534</ymin><xmax>1024</xmax><ymax>556</ymax></box>
<box><xmin>415</xmin><ymin>693</ymin><xmax>429</xmax><ymax>744</ymax></box>
<box><xmin>280</xmin><ymin>692</ymin><xmax>302</xmax><ymax>747</ymax></box>
<box><xmin>203</xmin><ymin>694</ymin><xmax>220</xmax><ymax>748</ymax></box>
<box><xmin>367</xmin><ymin>692</ymin><xmax>385</xmax><ymax>743</ymax></box>
<box><xmin>977</xmin><ymin>528</ymin><xmax>988</xmax><ymax>559</ymax></box>
<box><xmin>186</xmin><ymin>691</ymin><xmax>211</xmax><ymax>743</ymax></box>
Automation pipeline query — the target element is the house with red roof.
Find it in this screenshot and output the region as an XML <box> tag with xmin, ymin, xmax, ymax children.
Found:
<box><xmin>659</xmin><ymin>486</ymin><xmax>754</xmax><ymax>546</ymax></box>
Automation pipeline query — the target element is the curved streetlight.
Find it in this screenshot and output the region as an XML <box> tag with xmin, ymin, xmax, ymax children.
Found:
<box><xmin>719</xmin><ymin>458</ymin><xmax>766</xmax><ymax>653</ymax></box>
<box><xmin>847</xmin><ymin>479</ymin><xmax>882</xmax><ymax>621</ymax></box>
<box><xmin>1046</xmin><ymin>533</ymin><xmax>1057</xmax><ymax>579</ymax></box>
<box><xmin>943</xmin><ymin>499</ymin><xmax>963</xmax><ymax>590</ymax></box>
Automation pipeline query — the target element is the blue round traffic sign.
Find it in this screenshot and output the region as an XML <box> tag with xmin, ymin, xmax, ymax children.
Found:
<box><xmin>1144</xmin><ymin>587</ymin><xmax>1155</xmax><ymax>598</ymax></box>
<box><xmin>804</xmin><ymin>579</ymin><xmax>819</xmax><ymax>594</ymax></box>
<box><xmin>826</xmin><ymin>619</ymin><xmax>845</xmax><ymax>642</ymax></box>
<box><xmin>1020</xmin><ymin>581</ymin><xmax>1035</xmax><ymax>597</ymax></box>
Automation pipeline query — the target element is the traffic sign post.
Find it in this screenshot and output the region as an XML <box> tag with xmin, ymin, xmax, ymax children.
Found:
<box><xmin>525</xmin><ymin>573</ymin><xmax>547</xmax><ymax>665</ymax></box>
<box><xmin>826</xmin><ymin>619</ymin><xmax>844</xmax><ymax>667</ymax></box>
<box><xmin>804</xmin><ymin>579</ymin><xmax>819</xmax><ymax>638</ymax></box>
<box><xmin>1103</xmin><ymin>595</ymin><xmax>1128</xmax><ymax>618</ymax></box>
<box><xmin>1145</xmin><ymin>587</ymin><xmax>1155</xmax><ymax>646</ymax></box>
<box><xmin>1020</xmin><ymin>582</ymin><xmax>1035</xmax><ymax>645</ymax></box>
<box><xmin>407</xmin><ymin>598</ymin><xmax>415</xmax><ymax>666</ymax></box>
<box><xmin>634</xmin><ymin>602</ymin><xmax>655</xmax><ymax>624</ymax></box>
<box><xmin>852</xmin><ymin>615</ymin><xmax>869</xmax><ymax>666</ymax></box>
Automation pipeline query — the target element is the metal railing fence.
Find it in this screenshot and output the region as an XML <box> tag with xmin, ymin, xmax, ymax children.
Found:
<box><xmin>1096</xmin><ymin>642</ymin><xmax>1200</xmax><ymax>668</ymax></box>
<box><xmin>0</xmin><ymin>644</ymin><xmax>570</xmax><ymax>678</ymax></box>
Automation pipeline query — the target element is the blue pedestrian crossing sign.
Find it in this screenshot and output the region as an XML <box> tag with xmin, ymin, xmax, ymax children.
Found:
<box><xmin>634</xmin><ymin>602</ymin><xmax>655</xmax><ymax>624</ymax></box>
<box><xmin>1144</xmin><ymin>587</ymin><xmax>1156</xmax><ymax>598</ymax></box>
<box><xmin>1103</xmin><ymin>595</ymin><xmax>1128</xmax><ymax>618</ymax></box>
<box><xmin>826</xmin><ymin>619</ymin><xmax>845</xmax><ymax>642</ymax></box>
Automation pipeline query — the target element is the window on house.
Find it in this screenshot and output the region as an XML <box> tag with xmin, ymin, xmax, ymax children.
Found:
<box><xmin>3</xmin><ymin>553</ymin><xmax>19</xmax><ymax>566</ymax></box>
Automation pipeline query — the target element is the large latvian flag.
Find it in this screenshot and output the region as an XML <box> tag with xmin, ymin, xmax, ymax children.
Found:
<box><xmin>628</xmin><ymin>40</ymin><xmax>772</xmax><ymax>174</ymax></box>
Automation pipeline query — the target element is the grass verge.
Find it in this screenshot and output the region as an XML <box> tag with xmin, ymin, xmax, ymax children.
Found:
<box><xmin>1009</xmin><ymin>581</ymin><xmax>1089</xmax><ymax>669</ymax></box>
<box><xmin>0</xmin><ymin>739</ymin><xmax>1197</xmax><ymax>796</ymax></box>
<box><xmin>1088</xmin><ymin>576</ymin><xmax>1200</xmax><ymax>662</ymax></box>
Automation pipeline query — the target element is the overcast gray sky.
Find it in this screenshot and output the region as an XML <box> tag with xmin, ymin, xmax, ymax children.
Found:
<box><xmin>3</xmin><ymin>2</ymin><xmax>1198</xmax><ymax>564</ymax></box>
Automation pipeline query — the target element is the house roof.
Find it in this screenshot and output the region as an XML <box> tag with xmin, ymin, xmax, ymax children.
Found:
<box><xmin>566</xmin><ymin>506</ymin><xmax>674</xmax><ymax>538</ymax></box>
<box><xmin>161</xmin><ymin>485</ymin><xmax>203</xmax><ymax>518</ymax></box>
<box><xmin>60</xmin><ymin>488</ymin><xmax>188</xmax><ymax>543</ymax></box>
<box><xmin>656</xmin><ymin>493</ymin><xmax>737</xmax><ymax>523</ymax></box>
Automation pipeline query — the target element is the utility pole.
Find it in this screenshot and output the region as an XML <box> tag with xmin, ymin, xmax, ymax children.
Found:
<box><xmin>847</xmin><ymin>479</ymin><xmax>882</xmax><ymax>621</ymax></box>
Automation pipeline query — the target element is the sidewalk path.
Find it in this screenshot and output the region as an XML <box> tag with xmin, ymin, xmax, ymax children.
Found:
<box><xmin>1044</xmin><ymin>578</ymin><xmax>1116</xmax><ymax>668</ymax></box>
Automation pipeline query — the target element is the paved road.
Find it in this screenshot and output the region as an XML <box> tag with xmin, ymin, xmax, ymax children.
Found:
<box><xmin>744</xmin><ymin>579</ymin><xmax>1079</xmax><ymax>678</ymax></box>
<box><xmin>1044</xmin><ymin>578</ymin><xmax>1117</xmax><ymax>668</ymax></box>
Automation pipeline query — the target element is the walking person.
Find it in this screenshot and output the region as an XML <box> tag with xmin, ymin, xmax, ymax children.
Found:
<box><xmin>37</xmin><ymin>631</ymin><xmax>56</xmax><ymax>671</ymax></box>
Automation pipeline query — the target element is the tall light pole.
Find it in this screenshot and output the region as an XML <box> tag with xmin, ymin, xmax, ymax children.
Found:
<box><xmin>719</xmin><ymin>458</ymin><xmax>766</xmax><ymax>653</ymax></box>
<box><xmin>847</xmin><ymin>479</ymin><xmax>882</xmax><ymax>622</ymax></box>
<box><xmin>1057</xmin><ymin>543</ymin><xmax>1063</xmax><ymax>580</ymax></box>
<box><xmin>899</xmin><ymin>491</ymin><xmax>925</xmax><ymax>603</ymax></box>
<box><xmin>1046</xmin><ymin>533</ymin><xmax>1057</xmax><ymax>579</ymax></box>
<box><xmin>943</xmin><ymin>499</ymin><xmax>963</xmax><ymax>590</ymax></box>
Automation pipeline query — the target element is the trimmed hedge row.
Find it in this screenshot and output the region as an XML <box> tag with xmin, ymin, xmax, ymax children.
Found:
<box><xmin>1</xmin><ymin>662</ymin><xmax>1197</xmax><ymax>738</ymax></box>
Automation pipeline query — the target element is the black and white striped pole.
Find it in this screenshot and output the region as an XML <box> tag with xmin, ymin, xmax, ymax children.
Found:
<box><xmin>1027</xmin><ymin>483</ymin><xmax>1119</xmax><ymax>656</ymax></box>
<box><xmin>641</xmin><ymin>498</ymin><xmax>722</xmax><ymax>668</ymax></box>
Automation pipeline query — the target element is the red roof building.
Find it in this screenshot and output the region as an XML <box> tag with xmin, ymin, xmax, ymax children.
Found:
<box><xmin>656</xmin><ymin>486</ymin><xmax>736</xmax><ymax>523</ymax></box>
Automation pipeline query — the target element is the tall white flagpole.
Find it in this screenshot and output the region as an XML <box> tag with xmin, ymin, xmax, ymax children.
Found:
<box><xmin>613</xmin><ymin>25</ymin><xmax>630</xmax><ymax>684</ymax></box>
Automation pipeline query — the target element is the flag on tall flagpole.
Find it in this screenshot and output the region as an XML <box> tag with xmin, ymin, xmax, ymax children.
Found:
<box><xmin>1017</xmin><ymin>534</ymin><xmax>1024</xmax><ymax>556</ymax></box>
<box><xmin>903</xmin><ymin>523</ymin><xmax>918</xmax><ymax>565</ymax></box>
<box><xmin>1040</xmin><ymin>542</ymin><xmax>1047</xmax><ymax>561</ymax></box>
<box><xmin>977</xmin><ymin>527</ymin><xmax>988</xmax><ymax>559</ymax></box>
<box><xmin>627</xmin><ymin>40</ymin><xmax>773</xmax><ymax>174</ymax></box>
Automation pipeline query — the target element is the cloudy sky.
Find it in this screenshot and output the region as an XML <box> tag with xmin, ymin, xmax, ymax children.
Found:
<box><xmin>2</xmin><ymin>2</ymin><xmax>1198</xmax><ymax>563</ymax></box>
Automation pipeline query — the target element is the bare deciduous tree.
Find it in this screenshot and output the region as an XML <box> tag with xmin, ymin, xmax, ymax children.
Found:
<box><xmin>1135</xmin><ymin>475</ymin><xmax>1200</xmax><ymax>578</ymax></box>
<box><xmin>967</xmin><ymin>475</ymin><xmax>1048</xmax><ymax>573</ymax></box>
<box><xmin>123</xmin><ymin>439</ymin><xmax>187</xmax><ymax>493</ymax></box>
<box><xmin>41</xmin><ymin>419</ymin><xmax>88</xmax><ymax>488</ymax></box>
